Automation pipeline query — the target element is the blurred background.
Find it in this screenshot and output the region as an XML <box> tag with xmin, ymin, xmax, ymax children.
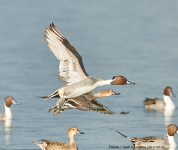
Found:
<box><xmin>0</xmin><ymin>1</ymin><xmax>178</xmax><ymax>149</ymax></box>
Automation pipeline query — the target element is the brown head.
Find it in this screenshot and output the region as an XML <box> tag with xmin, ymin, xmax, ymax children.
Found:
<box><xmin>164</xmin><ymin>86</ymin><xmax>175</xmax><ymax>97</ymax></box>
<box><xmin>4</xmin><ymin>96</ymin><xmax>21</xmax><ymax>108</ymax></box>
<box><xmin>111</xmin><ymin>76</ymin><xmax>135</xmax><ymax>85</ymax></box>
<box><xmin>167</xmin><ymin>124</ymin><xmax>178</xmax><ymax>136</ymax></box>
<box><xmin>68</xmin><ymin>127</ymin><xmax>84</xmax><ymax>138</ymax></box>
<box><xmin>99</xmin><ymin>89</ymin><xmax>120</xmax><ymax>97</ymax></box>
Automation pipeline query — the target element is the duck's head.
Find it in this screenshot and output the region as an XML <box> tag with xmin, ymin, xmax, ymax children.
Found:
<box><xmin>100</xmin><ymin>89</ymin><xmax>120</xmax><ymax>97</ymax></box>
<box><xmin>68</xmin><ymin>127</ymin><xmax>84</xmax><ymax>137</ymax></box>
<box><xmin>164</xmin><ymin>86</ymin><xmax>176</xmax><ymax>97</ymax></box>
<box><xmin>111</xmin><ymin>76</ymin><xmax>135</xmax><ymax>85</ymax></box>
<box><xmin>167</xmin><ymin>124</ymin><xmax>178</xmax><ymax>136</ymax></box>
<box><xmin>4</xmin><ymin>96</ymin><xmax>21</xmax><ymax>108</ymax></box>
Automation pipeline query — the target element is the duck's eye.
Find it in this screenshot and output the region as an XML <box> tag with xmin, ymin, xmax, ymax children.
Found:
<box><xmin>108</xmin><ymin>90</ymin><xmax>110</xmax><ymax>92</ymax></box>
<box><xmin>73</xmin><ymin>129</ymin><xmax>74</xmax><ymax>130</ymax></box>
<box><xmin>112</xmin><ymin>76</ymin><xmax>116</xmax><ymax>80</ymax></box>
<box><xmin>121</xmin><ymin>78</ymin><xmax>124</xmax><ymax>81</ymax></box>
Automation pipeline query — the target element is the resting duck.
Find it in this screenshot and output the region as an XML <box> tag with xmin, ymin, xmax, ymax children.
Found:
<box><xmin>144</xmin><ymin>86</ymin><xmax>176</xmax><ymax>110</ymax></box>
<box><xmin>117</xmin><ymin>124</ymin><xmax>178</xmax><ymax>148</ymax></box>
<box><xmin>33</xmin><ymin>127</ymin><xmax>84</xmax><ymax>150</ymax></box>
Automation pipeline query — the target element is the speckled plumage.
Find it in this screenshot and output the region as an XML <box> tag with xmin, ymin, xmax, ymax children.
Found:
<box><xmin>48</xmin><ymin>89</ymin><xmax>127</xmax><ymax>115</ymax></box>
<box><xmin>33</xmin><ymin>127</ymin><xmax>84</xmax><ymax>150</ymax></box>
<box><xmin>117</xmin><ymin>124</ymin><xmax>178</xmax><ymax>148</ymax></box>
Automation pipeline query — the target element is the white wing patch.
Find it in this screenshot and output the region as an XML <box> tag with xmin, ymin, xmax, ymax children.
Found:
<box><xmin>44</xmin><ymin>23</ymin><xmax>88</xmax><ymax>84</ymax></box>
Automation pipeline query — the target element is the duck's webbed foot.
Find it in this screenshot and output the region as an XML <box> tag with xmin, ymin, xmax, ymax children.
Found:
<box><xmin>53</xmin><ymin>108</ymin><xmax>64</xmax><ymax>115</ymax></box>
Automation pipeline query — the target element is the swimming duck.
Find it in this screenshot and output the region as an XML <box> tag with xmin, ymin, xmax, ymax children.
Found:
<box><xmin>0</xmin><ymin>96</ymin><xmax>21</xmax><ymax>120</ymax></box>
<box><xmin>144</xmin><ymin>86</ymin><xmax>176</xmax><ymax>110</ymax></box>
<box><xmin>48</xmin><ymin>89</ymin><xmax>128</xmax><ymax>115</ymax></box>
<box><xmin>117</xmin><ymin>124</ymin><xmax>178</xmax><ymax>148</ymax></box>
<box><xmin>40</xmin><ymin>23</ymin><xmax>135</xmax><ymax>109</ymax></box>
<box><xmin>33</xmin><ymin>127</ymin><xmax>84</xmax><ymax>150</ymax></box>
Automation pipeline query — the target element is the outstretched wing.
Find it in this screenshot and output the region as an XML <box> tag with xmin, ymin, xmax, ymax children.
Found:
<box><xmin>44</xmin><ymin>22</ymin><xmax>88</xmax><ymax>85</ymax></box>
<box><xmin>90</xmin><ymin>100</ymin><xmax>123</xmax><ymax>114</ymax></box>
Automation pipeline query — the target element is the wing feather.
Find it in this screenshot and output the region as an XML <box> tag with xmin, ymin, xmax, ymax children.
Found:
<box><xmin>44</xmin><ymin>23</ymin><xmax>88</xmax><ymax>84</ymax></box>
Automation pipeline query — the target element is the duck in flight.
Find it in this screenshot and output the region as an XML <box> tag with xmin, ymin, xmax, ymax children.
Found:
<box><xmin>40</xmin><ymin>22</ymin><xmax>135</xmax><ymax>109</ymax></box>
<box><xmin>48</xmin><ymin>89</ymin><xmax>128</xmax><ymax>115</ymax></box>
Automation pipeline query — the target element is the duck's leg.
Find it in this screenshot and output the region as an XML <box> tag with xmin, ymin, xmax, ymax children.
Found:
<box><xmin>58</xmin><ymin>97</ymin><xmax>67</xmax><ymax>109</ymax></box>
<box><xmin>48</xmin><ymin>98</ymin><xmax>63</xmax><ymax>112</ymax></box>
<box><xmin>52</xmin><ymin>98</ymin><xmax>68</xmax><ymax>115</ymax></box>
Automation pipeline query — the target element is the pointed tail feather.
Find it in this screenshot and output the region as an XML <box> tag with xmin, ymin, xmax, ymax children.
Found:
<box><xmin>37</xmin><ymin>91</ymin><xmax>59</xmax><ymax>100</ymax></box>
<box><xmin>115</xmin><ymin>112</ymin><xmax>129</xmax><ymax>115</ymax></box>
<box><xmin>116</xmin><ymin>131</ymin><xmax>129</xmax><ymax>138</ymax></box>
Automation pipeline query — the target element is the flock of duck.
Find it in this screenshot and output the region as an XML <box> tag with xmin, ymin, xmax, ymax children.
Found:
<box><xmin>0</xmin><ymin>22</ymin><xmax>177</xmax><ymax>149</ymax></box>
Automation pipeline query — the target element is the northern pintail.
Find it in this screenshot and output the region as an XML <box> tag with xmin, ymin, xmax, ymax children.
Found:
<box><xmin>33</xmin><ymin>127</ymin><xmax>84</xmax><ymax>150</ymax></box>
<box><xmin>117</xmin><ymin>124</ymin><xmax>178</xmax><ymax>148</ymax></box>
<box><xmin>48</xmin><ymin>89</ymin><xmax>128</xmax><ymax>115</ymax></box>
<box><xmin>0</xmin><ymin>96</ymin><xmax>21</xmax><ymax>120</ymax></box>
<box><xmin>144</xmin><ymin>86</ymin><xmax>176</xmax><ymax>110</ymax></box>
<box><xmin>40</xmin><ymin>23</ymin><xmax>135</xmax><ymax>109</ymax></box>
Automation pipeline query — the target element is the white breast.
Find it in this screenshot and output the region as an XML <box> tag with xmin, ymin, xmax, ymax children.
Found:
<box><xmin>164</xmin><ymin>95</ymin><xmax>175</xmax><ymax>110</ymax></box>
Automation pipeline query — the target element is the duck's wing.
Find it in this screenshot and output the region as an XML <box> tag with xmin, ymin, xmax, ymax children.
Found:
<box><xmin>41</xmin><ymin>140</ymin><xmax>69</xmax><ymax>149</ymax></box>
<box><xmin>90</xmin><ymin>100</ymin><xmax>128</xmax><ymax>115</ymax></box>
<box><xmin>143</xmin><ymin>98</ymin><xmax>159</xmax><ymax>105</ymax></box>
<box><xmin>64</xmin><ymin>96</ymin><xmax>92</xmax><ymax>111</ymax></box>
<box><xmin>44</xmin><ymin>22</ymin><xmax>88</xmax><ymax>85</ymax></box>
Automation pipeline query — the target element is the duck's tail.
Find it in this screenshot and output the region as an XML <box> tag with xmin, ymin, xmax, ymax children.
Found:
<box><xmin>37</xmin><ymin>90</ymin><xmax>60</xmax><ymax>100</ymax></box>
<box><xmin>116</xmin><ymin>131</ymin><xmax>132</xmax><ymax>140</ymax></box>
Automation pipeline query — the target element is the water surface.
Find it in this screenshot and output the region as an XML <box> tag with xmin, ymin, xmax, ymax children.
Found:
<box><xmin>0</xmin><ymin>1</ymin><xmax>178</xmax><ymax>150</ymax></box>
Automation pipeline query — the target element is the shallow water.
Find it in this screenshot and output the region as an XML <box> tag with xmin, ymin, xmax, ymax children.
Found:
<box><xmin>0</xmin><ymin>1</ymin><xmax>178</xmax><ymax>150</ymax></box>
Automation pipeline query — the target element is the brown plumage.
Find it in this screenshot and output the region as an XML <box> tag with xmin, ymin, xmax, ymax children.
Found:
<box><xmin>33</xmin><ymin>127</ymin><xmax>84</xmax><ymax>150</ymax></box>
<box><xmin>144</xmin><ymin>98</ymin><xmax>160</xmax><ymax>105</ymax></box>
<box><xmin>48</xmin><ymin>89</ymin><xmax>128</xmax><ymax>115</ymax></box>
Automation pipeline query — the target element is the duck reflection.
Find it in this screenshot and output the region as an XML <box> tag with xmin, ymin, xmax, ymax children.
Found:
<box><xmin>144</xmin><ymin>109</ymin><xmax>175</xmax><ymax>125</ymax></box>
<box><xmin>0</xmin><ymin>119</ymin><xmax>12</xmax><ymax>147</ymax></box>
<box><xmin>168</xmin><ymin>147</ymin><xmax>176</xmax><ymax>150</ymax></box>
<box><xmin>4</xmin><ymin>119</ymin><xmax>12</xmax><ymax>146</ymax></box>
<box><xmin>164</xmin><ymin>109</ymin><xmax>174</xmax><ymax>125</ymax></box>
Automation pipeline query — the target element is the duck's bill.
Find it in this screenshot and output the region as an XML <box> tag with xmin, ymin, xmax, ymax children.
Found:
<box><xmin>126</xmin><ymin>81</ymin><xmax>135</xmax><ymax>85</ymax></box>
<box><xmin>13</xmin><ymin>100</ymin><xmax>21</xmax><ymax>105</ymax></box>
<box><xmin>170</xmin><ymin>92</ymin><xmax>176</xmax><ymax>97</ymax></box>
<box><xmin>113</xmin><ymin>91</ymin><xmax>120</xmax><ymax>95</ymax></box>
<box><xmin>77</xmin><ymin>130</ymin><xmax>84</xmax><ymax>134</ymax></box>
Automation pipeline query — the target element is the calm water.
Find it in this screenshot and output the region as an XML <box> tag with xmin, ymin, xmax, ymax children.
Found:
<box><xmin>0</xmin><ymin>1</ymin><xmax>178</xmax><ymax>150</ymax></box>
